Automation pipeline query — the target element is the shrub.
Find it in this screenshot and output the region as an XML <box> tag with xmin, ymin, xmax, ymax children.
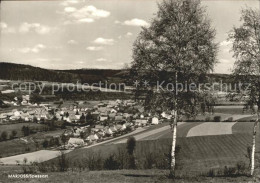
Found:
<box><xmin>207</xmin><ymin>169</ymin><xmax>215</xmax><ymax>177</ymax></box>
<box><xmin>84</xmin><ymin>151</ymin><xmax>103</xmax><ymax>171</ymax></box>
<box><xmin>1</xmin><ymin>131</ymin><xmax>8</xmax><ymax>141</ymax></box>
<box><xmin>213</xmin><ymin>116</ymin><xmax>221</xmax><ymax>122</ymax></box>
<box><xmin>58</xmin><ymin>151</ymin><xmax>69</xmax><ymax>172</ymax></box>
<box><xmin>104</xmin><ymin>155</ymin><xmax>120</xmax><ymax>170</ymax></box>
<box><xmin>236</xmin><ymin>161</ymin><xmax>246</xmax><ymax>175</ymax></box>
<box><xmin>143</xmin><ymin>152</ymin><xmax>156</xmax><ymax>169</ymax></box>
<box><xmin>127</xmin><ymin>136</ymin><xmax>136</xmax><ymax>155</ymax></box>
<box><xmin>116</xmin><ymin>147</ymin><xmax>128</xmax><ymax>169</ymax></box>
<box><xmin>223</xmin><ymin>166</ymin><xmax>236</xmax><ymax>176</ymax></box>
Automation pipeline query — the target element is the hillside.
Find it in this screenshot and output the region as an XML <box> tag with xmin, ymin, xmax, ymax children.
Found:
<box><xmin>0</xmin><ymin>62</ymin><xmax>232</xmax><ymax>85</ymax></box>
<box><xmin>0</xmin><ymin>62</ymin><xmax>76</xmax><ymax>83</ymax></box>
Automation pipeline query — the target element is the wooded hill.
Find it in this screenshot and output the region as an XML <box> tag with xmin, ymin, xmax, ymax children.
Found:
<box><xmin>0</xmin><ymin>62</ymin><xmax>231</xmax><ymax>84</ymax></box>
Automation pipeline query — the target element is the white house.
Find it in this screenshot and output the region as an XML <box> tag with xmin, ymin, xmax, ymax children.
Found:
<box><xmin>68</xmin><ymin>138</ymin><xmax>84</xmax><ymax>146</ymax></box>
<box><xmin>99</xmin><ymin>114</ymin><xmax>108</xmax><ymax>121</ymax></box>
<box><xmin>87</xmin><ymin>134</ymin><xmax>99</xmax><ymax>141</ymax></box>
<box><xmin>105</xmin><ymin>128</ymin><xmax>113</xmax><ymax>135</ymax></box>
<box><xmin>13</xmin><ymin>111</ymin><xmax>21</xmax><ymax>117</ymax></box>
<box><xmin>152</xmin><ymin>117</ymin><xmax>159</xmax><ymax>125</ymax></box>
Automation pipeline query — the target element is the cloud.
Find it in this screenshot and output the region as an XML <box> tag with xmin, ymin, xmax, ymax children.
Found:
<box><xmin>126</xmin><ymin>32</ymin><xmax>133</xmax><ymax>37</ymax></box>
<box><xmin>93</xmin><ymin>37</ymin><xmax>115</xmax><ymax>45</ymax></box>
<box><xmin>118</xmin><ymin>32</ymin><xmax>133</xmax><ymax>39</ymax></box>
<box><xmin>0</xmin><ymin>22</ymin><xmax>16</xmax><ymax>33</ymax></box>
<box><xmin>123</xmin><ymin>18</ymin><xmax>149</xmax><ymax>27</ymax></box>
<box><xmin>18</xmin><ymin>44</ymin><xmax>46</xmax><ymax>53</ymax></box>
<box><xmin>19</xmin><ymin>22</ymin><xmax>52</xmax><ymax>34</ymax></box>
<box><xmin>0</xmin><ymin>22</ymin><xmax>7</xmax><ymax>29</ymax></box>
<box><xmin>78</xmin><ymin>18</ymin><xmax>94</xmax><ymax>23</ymax></box>
<box><xmin>86</xmin><ymin>46</ymin><xmax>103</xmax><ymax>51</ymax></box>
<box><xmin>96</xmin><ymin>58</ymin><xmax>107</xmax><ymax>62</ymax></box>
<box><xmin>64</xmin><ymin>7</ymin><xmax>77</xmax><ymax>13</ymax></box>
<box><xmin>63</xmin><ymin>5</ymin><xmax>110</xmax><ymax>24</ymax></box>
<box><xmin>60</xmin><ymin>0</ymin><xmax>79</xmax><ymax>6</ymax></box>
<box><xmin>68</xmin><ymin>40</ymin><xmax>78</xmax><ymax>45</ymax></box>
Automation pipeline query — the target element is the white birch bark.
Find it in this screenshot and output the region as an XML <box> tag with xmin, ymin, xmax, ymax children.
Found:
<box><xmin>170</xmin><ymin>71</ymin><xmax>178</xmax><ymax>177</ymax></box>
<box><xmin>170</xmin><ymin>112</ymin><xmax>177</xmax><ymax>177</ymax></box>
<box><xmin>250</xmin><ymin>117</ymin><xmax>258</xmax><ymax>176</ymax></box>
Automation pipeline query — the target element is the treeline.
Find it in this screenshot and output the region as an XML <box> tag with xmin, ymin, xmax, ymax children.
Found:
<box><xmin>0</xmin><ymin>62</ymin><xmax>124</xmax><ymax>84</ymax></box>
<box><xmin>0</xmin><ymin>62</ymin><xmax>76</xmax><ymax>82</ymax></box>
<box><xmin>0</xmin><ymin>62</ymin><xmax>237</xmax><ymax>85</ymax></box>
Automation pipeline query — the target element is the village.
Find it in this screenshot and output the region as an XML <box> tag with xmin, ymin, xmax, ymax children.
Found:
<box><xmin>0</xmin><ymin>93</ymin><xmax>167</xmax><ymax>151</ymax></box>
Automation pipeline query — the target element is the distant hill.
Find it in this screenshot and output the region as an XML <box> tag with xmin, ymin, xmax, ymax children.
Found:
<box><xmin>0</xmin><ymin>62</ymin><xmax>76</xmax><ymax>82</ymax></box>
<box><xmin>0</xmin><ymin>62</ymin><xmax>232</xmax><ymax>84</ymax></box>
<box><xmin>0</xmin><ymin>62</ymin><xmax>125</xmax><ymax>84</ymax></box>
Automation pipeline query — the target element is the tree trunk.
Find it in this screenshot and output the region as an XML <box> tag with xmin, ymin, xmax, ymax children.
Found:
<box><xmin>170</xmin><ymin>112</ymin><xmax>177</xmax><ymax>178</ymax></box>
<box><xmin>170</xmin><ymin>71</ymin><xmax>178</xmax><ymax>178</ymax></box>
<box><xmin>250</xmin><ymin>111</ymin><xmax>258</xmax><ymax>176</ymax></box>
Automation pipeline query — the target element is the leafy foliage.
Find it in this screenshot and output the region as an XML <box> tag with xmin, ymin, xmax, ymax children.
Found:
<box><xmin>131</xmin><ymin>0</ymin><xmax>218</xmax><ymax>117</ymax></box>
<box><xmin>229</xmin><ymin>7</ymin><xmax>260</xmax><ymax>111</ymax></box>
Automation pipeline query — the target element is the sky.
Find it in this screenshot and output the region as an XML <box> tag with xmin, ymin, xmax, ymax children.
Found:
<box><xmin>0</xmin><ymin>0</ymin><xmax>259</xmax><ymax>73</ymax></box>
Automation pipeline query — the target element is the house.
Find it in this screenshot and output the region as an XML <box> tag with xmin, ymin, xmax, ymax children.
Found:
<box><xmin>152</xmin><ymin>117</ymin><xmax>159</xmax><ymax>125</ymax></box>
<box><xmin>116</xmin><ymin>124</ymin><xmax>126</xmax><ymax>131</ymax></box>
<box><xmin>86</xmin><ymin>134</ymin><xmax>99</xmax><ymax>141</ymax></box>
<box><xmin>108</xmin><ymin>113</ymin><xmax>116</xmax><ymax>120</ymax></box>
<box><xmin>95</xmin><ymin>125</ymin><xmax>105</xmax><ymax>130</ymax></box>
<box><xmin>105</xmin><ymin>128</ymin><xmax>113</xmax><ymax>135</ymax></box>
<box><xmin>135</xmin><ymin>119</ymin><xmax>148</xmax><ymax>126</ymax></box>
<box><xmin>110</xmin><ymin>108</ymin><xmax>117</xmax><ymax>113</ymax></box>
<box><xmin>161</xmin><ymin>112</ymin><xmax>166</xmax><ymax>118</ymax></box>
<box><xmin>121</xmin><ymin>124</ymin><xmax>127</xmax><ymax>130</ymax></box>
<box><xmin>68</xmin><ymin>138</ymin><xmax>84</xmax><ymax>146</ymax></box>
<box><xmin>115</xmin><ymin>115</ymin><xmax>123</xmax><ymax>121</ymax></box>
<box><xmin>98</xmin><ymin>103</ymin><xmax>106</xmax><ymax>107</ymax></box>
<box><xmin>110</xmin><ymin>126</ymin><xmax>118</xmax><ymax>133</ymax></box>
<box><xmin>116</xmin><ymin>99</ymin><xmax>122</xmax><ymax>104</ymax></box>
<box><xmin>98</xmin><ymin>107</ymin><xmax>108</xmax><ymax>113</ymax></box>
<box><xmin>98</xmin><ymin>131</ymin><xmax>106</xmax><ymax>137</ymax></box>
<box><xmin>99</xmin><ymin>113</ymin><xmax>108</xmax><ymax>121</ymax></box>
<box><xmin>123</xmin><ymin>113</ymin><xmax>132</xmax><ymax>119</ymax></box>
<box><xmin>13</xmin><ymin>111</ymin><xmax>21</xmax><ymax>117</ymax></box>
<box><xmin>91</xmin><ymin>112</ymin><xmax>100</xmax><ymax>120</ymax></box>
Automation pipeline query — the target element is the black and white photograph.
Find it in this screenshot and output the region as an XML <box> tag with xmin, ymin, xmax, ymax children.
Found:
<box><xmin>0</xmin><ymin>0</ymin><xmax>260</xmax><ymax>182</ymax></box>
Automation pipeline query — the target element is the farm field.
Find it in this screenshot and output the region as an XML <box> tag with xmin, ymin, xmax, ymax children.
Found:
<box><xmin>214</xmin><ymin>106</ymin><xmax>253</xmax><ymax>115</ymax></box>
<box><xmin>0</xmin><ymin>150</ymin><xmax>71</xmax><ymax>165</ymax></box>
<box><xmin>0</xmin><ymin>139</ymin><xmax>37</xmax><ymax>158</ymax></box>
<box><xmin>0</xmin><ymin>129</ymin><xmax>65</xmax><ymax>158</ymax></box>
<box><xmin>186</xmin><ymin>122</ymin><xmax>236</xmax><ymax>137</ymax></box>
<box><xmin>0</xmin><ymin>123</ymin><xmax>48</xmax><ymax>138</ymax></box>
<box><xmin>54</xmin><ymin>133</ymin><xmax>256</xmax><ymax>175</ymax></box>
<box><xmin>54</xmin><ymin>120</ymin><xmax>260</xmax><ymax>175</ymax></box>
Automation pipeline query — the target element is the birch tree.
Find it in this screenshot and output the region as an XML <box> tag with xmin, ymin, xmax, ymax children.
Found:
<box><xmin>229</xmin><ymin>7</ymin><xmax>260</xmax><ymax>176</ymax></box>
<box><xmin>131</xmin><ymin>0</ymin><xmax>217</xmax><ymax>177</ymax></box>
